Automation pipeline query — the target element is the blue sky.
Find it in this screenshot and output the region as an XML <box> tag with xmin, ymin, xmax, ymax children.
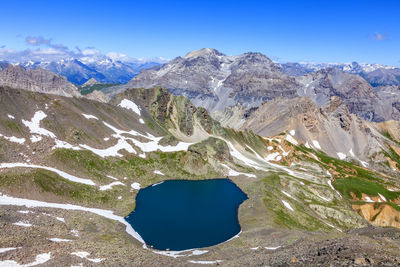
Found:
<box><xmin>0</xmin><ymin>0</ymin><xmax>399</xmax><ymax>65</ymax></box>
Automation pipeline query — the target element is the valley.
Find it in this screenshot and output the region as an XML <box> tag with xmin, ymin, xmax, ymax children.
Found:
<box><xmin>0</xmin><ymin>48</ymin><xmax>400</xmax><ymax>265</ymax></box>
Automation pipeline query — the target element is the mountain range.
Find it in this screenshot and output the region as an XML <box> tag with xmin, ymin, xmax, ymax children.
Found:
<box><xmin>123</xmin><ymin>48</ymin><xmax>400</xmax><ymax>123</ymax></box>
<box><xmin>1</xmin><ymin>48</ymin><xmax>400</xmax><ymax>265</ymax></box>
<box><xmin>0</xmin><ymin>50</ymin><xmax>166</xmax><ymax>85</ymax></box>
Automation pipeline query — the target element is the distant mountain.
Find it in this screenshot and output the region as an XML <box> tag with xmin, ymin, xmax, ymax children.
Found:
<box><xmin>295</xmin><ymin>68</ymin><xmax>397</xmax><ymax>122</ymax></box>
<box><xmin>126</xmin><ymin>48</ymin><xmax>300</xmax><ymax>112</ymax></box>
<box><xmin>18</xmin><ymin>57</ymin><xmax>163</xmax><ymax>85</ymax></box>
<box><xmin>0</xmin><ymin>64</ymin><xmax>79</xmax><ymax>97</ymax></box>
<box><xmin>281</xmin><ymin>61</ymin><xmax>400</xmax><ymax>87</ymax></box>
<box><xmin>122</xmin><ymin>48</ymin><xmax>400</xmax><ymax>122</ymax></box>
<box><xmin>0</xmin><ymin>61</ymin><xmax>9</xmax><ymax>71</ymax></box>
<box><xmin>361</xmin><ymin>68</ymin><xmax>400</xmax><ymax>87</ymax></box>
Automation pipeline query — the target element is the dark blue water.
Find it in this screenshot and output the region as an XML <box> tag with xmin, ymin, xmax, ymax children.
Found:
<box><xmin>125</xmin><ymin>179</ymin><xmax>247</xmax><ymax>251</ymax></box>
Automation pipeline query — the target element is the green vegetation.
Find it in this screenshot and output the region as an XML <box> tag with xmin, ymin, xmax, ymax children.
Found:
<box><xmin>79</xmin><ymin>83</ymin><xmax>119</xmax><ymax>95</ymax></box>
<box><xmin>261</xmin><ymin>173</ymin><xmax>329</xmax><ymax>231</ymax></box>
<box><xmin>188</xmin><ymin>137</ymin><xmax>232</xmax><ymax>162</ymax></box>
<box><xmin>0</xmin><ymin>169</ymin><xmax>116</xmax><ymax>207</ymax></box>
<box><xmin>383</xmin><ymin>146</ymin><xmax>400</xmax><ymax>169</ymax></box>
<box><xmin>2</xmin><ymin>120</ymin><xmax>22</xmax><ymax>134</ymax></box>
<box><xmin>295</xmin><ymin>144</ymin><xmax>389</xmax><ymax>183</ymax></box>
<box><xmin>50</xmin><ymin>148</ymin><xmax>219</xmax><ymax>185</ymax></box>
<box><xmin>382</xmin><ymin>130</ymin><xmax>400</xmax><ymax>146</ymax></box>
<box><xmin>334</xmin><ymin>177</ymin><xmax>399</xmax><ymax>201</ymax></box>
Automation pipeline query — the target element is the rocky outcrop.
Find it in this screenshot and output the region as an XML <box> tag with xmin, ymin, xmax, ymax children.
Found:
<box><xmin>84</xmin><ymin>90</ymin><xmax>110</xmax><ymax>103</ymax></box>
<box><xmin>296</xmin><ymin>68</ymin><xmax>394</xmax><ymax>122</ymax></box>
<box><xmin>82</xmin><ymin>77</ymin><xmax>99</xmax><ymax>86</ymax></box>
<box><xmin>111</xmin><ymin>87</ymin><xmax>223</xmax><ymax>141</ymax></box>
<box><xmin>235</xmin><ymin>96</ymin><xmax>384</xmax><ymax>161</ymax></box>
<box><xmin>0</xmin><ymin>65</ymin><xmax>80</xmax><ymax>97</ymax></box>
<box><xmin>353</xmin><ymin>203</ymin><xmax>400</xmax><ymax>228</ymax></box>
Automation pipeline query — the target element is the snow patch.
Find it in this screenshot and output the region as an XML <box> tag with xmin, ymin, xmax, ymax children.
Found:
<box><xmin>364</xmin><ymin>196</ymin><xmax>374</xmax><ymax>203</ymax></box>
<box><xmin>7</xmin><ymin>114</ymin><xmax>15</xmax><ymax>119</ymax></box>
<box><xmin>131</xmin><ymin>182</ymin><xmax>141</xmax><ymax>190</ymax></box>
<box><xmin>0</xmin><ymin>163</ymin><xmax>95</xmax><ymax>185</ymax></box>
<box><xmin>221</xmin><ymin>163</ymin><xmax>257</xmax><ymax>178</ymax></box>
<box><xmin>71</xmin><ymin>251</ymin><xmax>104</xmax><ymax>263</ymax></box>
<box><xmin>285</xmin><ymin>134</ymin><xmax>298</xmax><ymax>145</ymax></box>
<box><xmin>265</xmin><ymin>152</ymin><xmax>280</xmax><ymax>161</ymax></box>
<box><xmin>48</xmin><ymin>238</ymin><xmax>73</xmax><ymax>242</ymax></box>
<box><xmin>106</xmin><ymin>175</ymin><xmax>118</xmax><ymax>180</ymax></box>
<box><xmin>13</xmin><ymin>221</ymin><xmax>32</xmax><ymax>227</ymax></box>
<box><xmin>56</xmin><ymin>217</ymin><xmax>65</xmax><ymax>223</ymax></box>
<box><xmin>153</xmin><ymin>249</ymin><xmax>208</xmax><ymax>258</ymax></box>
<box><xmin>378</xmin><ymin>193</ymin><xmax>387</xmax><ymax>202</ymax></box>
<box><xmin>22</xmin><ymin>111</ymin><xmax>56</xmax><ymax>138</ymax></box>
<box><xmin>80</xmin><ymin>138</ymin><xmax>136</xmax><ymax>158</ymax></box>
<box><xmin>99</xmin><ymin>181</ymin><xmax>125</xmax><ymax>191</ymax></box>
<box><xmin>281</xmin><ymin>190</ymin><xmax>296</xmax><ymax>200</ymax></box>
<box><xmin>30</xmin><ymin>135</ymin><xmax>42</xmax><ymax>143</ymax></box>
<box><xmin>281</xmin><ymin>200</ymin><xmax>294</xmax><ymax>211</ymax></box>
<box><xmin>336</xmin><ymin>152</ymin><xmax>346</xmax><ymax>160</ymax></box>
<box><xmin>82</xmin><ymin>113</ymin><xmax>98</xmax><ymax>120</ymax></box>
<box><xmin>0</xmin><ymin>194</ymin><xmax>144</xmax><ymax>243</ymax></box>
<box><xmin>70</xmin><ymin>230</ymin><xmax>79</xmax><ymax>237</ymax></box>
<box><xmin>0</xmin><ymin>247</ymin><xmax>19</xmax><ymax>253</ymax></box>
<box><xmin>153</xmin><ymin>170</ymin><xmax>165</xmax><ymax>176</ymax></box>
<box><xmin>289</xmin><ymin>129</ymin><xmax>295</xmax><ymax>136</ymax></box>
<box><xmin>328</xmin><ymin>180</ymin><xmax>342</xmax><ymax>198</ymax></box>
<box><xmin>18</xmin><ymin>210</ymin><xmax>33</xmax><ymax>214</ymax></box>
<box><xmin>53</xmin><ymin>139</ymin><xmax>81</xmax><ymax>150</ymax></box>
<box><xmin>188</xmin><ymin>260</ymin><xmax>224</xmax><ymax>264</ymax></box>
<box><xmin>0</xmin><ymin>252</ymin><xmax>51</xmax><ymax>266</ymax></box>
<box><xmin>265</xmin><ymin>246</ymin><xmax>281</xmax><ymax>250</ymax></box>
<box><xmin>139</xmin><ymin>118</ymin><xmax>145</xmax><ymax>124</ymax></box>
<box><xmin>0</xmin><ymin>134</ymin><xmax>25</xmax><ymax>144</ymax></box>
<box><xmin>118</xmin><ymin>99</ymin><xmax>141</xmax><ymax>115</ymax></box>
<box><xmin>312</xmin><ymin>140</ymin><xmax>321</xmax><ymax>150</ymax></box>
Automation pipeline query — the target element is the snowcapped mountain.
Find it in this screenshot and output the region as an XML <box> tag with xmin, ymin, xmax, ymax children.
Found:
<box><xmin>282</xmin><ymin>61</ymin><xmax>397</xmax><ymax>74</ymax></box>
<box><xmin>0</xmin><ymin>47</ymin><xmax>168</xmax><ymax>85</ymax></box>
<box><xmin>281</xmin><ymin>61</ymin><xmax>400</xmax><ymax>86</ymax></box>
<box><xmin>17</xmin><ymin>57</ymin><xmax>164</xmax><ymax>85</ymax></box>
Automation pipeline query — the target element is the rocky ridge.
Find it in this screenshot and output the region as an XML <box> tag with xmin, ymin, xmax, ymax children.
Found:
<box><xmin>0</xmin><ymin>65</ymin><xmax>80</xmax><ymax>97</ymax></box>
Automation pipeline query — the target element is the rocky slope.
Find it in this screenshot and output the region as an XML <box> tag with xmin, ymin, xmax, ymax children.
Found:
<box><xmin>0</xmin><ymin>65</ymin><xmax>80</xmax><ymax>97</ymax></box>
<box><xmin>296</xmin><ymin>68</ymin><xmax>397</xmax><ymax>122</ymax></box>
<box><xmin>0</xmin><ymin>85</ymin><xmax>400</xmax><ymax>265</ymax></box>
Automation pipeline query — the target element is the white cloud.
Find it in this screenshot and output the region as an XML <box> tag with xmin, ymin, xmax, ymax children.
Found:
<box><xmin>371</xmin><ymin>32</ymin><xmax>388</xmax><ymax>41</ymax></box>
<box><xmin>26</xmin><ymin>36</ymin><xmax>51</xmax><ymax>46</ymax></box>
<box><xmin>106</xmin><ymin>52</ymin><xmax>132</xmax><ymax>62</ymax></box>
<box><xmin>0</xmin><ymin>35</ymin><xmax>168</xmax><ymax>64</ymax></box>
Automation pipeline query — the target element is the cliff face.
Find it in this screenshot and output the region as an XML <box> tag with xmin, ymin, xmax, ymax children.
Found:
<box><xmin>0</xmin><ymin>65</ymin><xmax>80</xmax><ymax>97</ymax></box>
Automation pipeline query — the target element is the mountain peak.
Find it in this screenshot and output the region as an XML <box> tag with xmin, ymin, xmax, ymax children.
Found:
<box><xmin>184</xmin><ymin>48</ymin><xmax>224</xmax><ymax>59</ymax></box>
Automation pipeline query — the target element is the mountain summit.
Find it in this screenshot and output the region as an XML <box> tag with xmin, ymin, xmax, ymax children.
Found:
<box><xmin>127</xmin><ymin>48</ymin><xmax>299</xmax><ymax>112</ymax></box>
